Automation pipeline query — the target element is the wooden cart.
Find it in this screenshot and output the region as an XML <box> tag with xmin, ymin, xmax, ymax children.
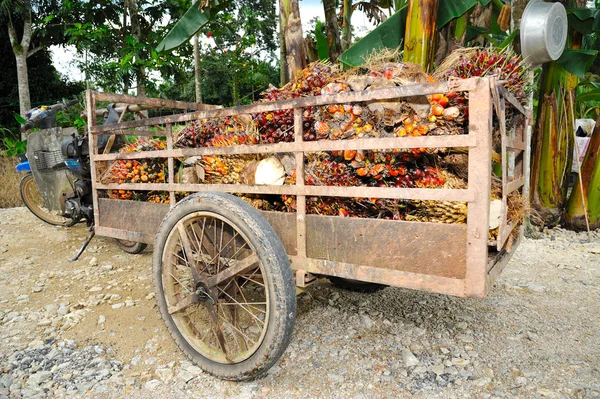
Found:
<box><xmin>85</xmin><ymin>76</ymin><xmax>528</xmax><ymax>380</ymax></box>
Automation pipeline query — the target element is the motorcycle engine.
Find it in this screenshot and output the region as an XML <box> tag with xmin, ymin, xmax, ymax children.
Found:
<box><xmin>62</xmin><ymin>180</ymin><xmax>94</xmax><ymax>223</ymax></box>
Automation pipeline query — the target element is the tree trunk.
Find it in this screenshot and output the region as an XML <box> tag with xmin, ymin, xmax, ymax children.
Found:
<box><xmin>403</xmin><ymin>0</ymin><xmax>439</xmax><ymax>72</ymax></box>
<box><xmin>341</xmin><ymin>0</ymin><xmax>352</xmax><ymax>51</ymax></box>
<box><xmin>6</xmin><ymin>1</ymin><xmax>33</xmax><ymax>119</ymax></box>
<box><xmin>193</xmin><ymin>35</ymin><xmax>203</xmax><ymax>103</ymax></box>
<box><xmin>323</xmin><ymin>0</ymin><xmax>342</xmax><ymax>60</ymax></box>
<box><xmin>279</xmin><ymin>0</ymin><xmax>306</xmax><ymax>82</ymax></box>
<box><xmin>564</xmin><ymin>117</ymin><xmax>600</xmax><ymax>230</ymax></box>
<box><xmin>278</xmin><ymin>6</ymin><xmax>288</xmax><ymax>85</ymax></box>
<box><xmin>129</xmin><ymin>0</ymin><xmax>146</xmax><ymax>97</ymax></box>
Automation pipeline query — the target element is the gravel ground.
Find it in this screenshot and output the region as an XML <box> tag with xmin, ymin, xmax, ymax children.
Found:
<box><xmin>0</xmin><ymin>207</ymin><xmax>598</xmax><ymax>399</ymax></box>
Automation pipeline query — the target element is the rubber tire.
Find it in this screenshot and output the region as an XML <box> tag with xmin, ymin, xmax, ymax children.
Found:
<box><xmin>19</xmin><ymin>173</ymin><xmax>69</xmax><ymax>226</ymax></box>
<box><xmin>114</xmin><ymin>239</ymin><xmax>147</xmax><ymax>254</ymax></box>
<box><xmin>152</xmin><ymin>192</ymin><xmax>296</xmax><ymax>381</ymax></box>
<box><xmin>328</xmin><ymin>276</ymin><xmax>387</xmax><ymax>293</ymax></box>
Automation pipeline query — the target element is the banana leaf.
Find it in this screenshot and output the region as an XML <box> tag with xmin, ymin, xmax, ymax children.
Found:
<box><xmin>556</xmin><ymin>49</ymin><xmax>599</xmax><ymax>79</ymax></box>
<box><xmin>156</xmin><ymin>0</ymin><xmax>230</xmax><ymax>52</ymax></box>
<box><xmin>338</xmin><ymin>7</ymin><xmax>407</xmax><ymax>67</ymax></box>
<box><xmin>567</xmin><ymin>7</ymin><xmax>600</xmax><ymax>35</ymax></box>
<box><xmin>577</xmin><ymin>88</ymin><xmax>600</xmax><ymax>103</ymax></box>
<box><xmin>315</xmin><ymin>20</ymin><xmax>329</xmax><ymax>61</ymax></box>
<box><xmin>437</xmin><ymin>0</ymin><xmax>491</xmax><ymax>29</ymax></box>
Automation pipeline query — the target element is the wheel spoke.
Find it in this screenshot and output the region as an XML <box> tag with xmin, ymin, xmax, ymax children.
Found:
<box><xmin>206</xmin><ymin>254</ymin><xmax>259</xmax><ymax>287</ymax></box>
<box><xmin>217</xmin><ymin>286</ymin><xmax>266</xmax><ymax>325</ymax></box>
<box><xmin>168</xmin><ymin>294</ymin><xmax>199</xmax><ymax>314</ymax></box>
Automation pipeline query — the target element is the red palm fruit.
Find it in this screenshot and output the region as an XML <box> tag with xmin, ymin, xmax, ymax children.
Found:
<box><xmin>437</xmin><ymin>95</ymin><xmax>449</xmax><ymax>107</ymax></box>
<box><xmin>354</xmin><ymin>150</ymin><xmax>365</xmax><ymax>161</ymax></box>
<box><xmin>344</xmin><ymin>149</ymin><xmax>357</xmax><ymax>161</ymax></box>
<box><xmin>315</xmin><ymin>121</ymin><xmax>329</xmax><ymax>136</ymax></box>
<box><xmin>356</xmin><ymin>168</ymin><xmax>368</xmax><ymax>177</ymax></box>
<box><xmin>431</xmin><ymin>104</ymin><xmax>444</xmax><ymax>116</ymax></box>
<box><xmin>339</xmin><ymin>208</ymin><xmax>350</xmax><ymax>217</ymax></box>
<box><xmin>431</xmin><ymin>93</ymin><xmax>442</xmax><ymax>102</ymax></box>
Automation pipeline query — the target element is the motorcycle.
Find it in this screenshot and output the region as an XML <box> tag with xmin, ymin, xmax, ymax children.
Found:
<box><xmin>15</xmin><ymin>99</ymin><xmax>147</xmax><ymax>260</ymax></box>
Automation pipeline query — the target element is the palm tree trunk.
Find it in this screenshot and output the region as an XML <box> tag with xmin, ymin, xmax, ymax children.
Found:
<box><xmin>403</xmin><ymin>0</ymin><xmax>439</xmax><ymax>72</ymax></box>
<box><xmin>564</xmin><ymin>117</ymin><xmax>600</xmax><ymax>230</ymax></box>
<box><xmin>279</xmin><ymin>6</ymin><xmax>288</xmax><ymax>85</ymax></box>
<box><xmin>323</xmin><ymin>0</ymin><xmax>342</xmax><ymax>61</ymax></box>
<box><xmin>193</xmin><ymin>35</ymin><xmax>203</xmax><ymax>103</ymax></box>
<box><xmin>279</xmin><ymin>0</ymin><xmax>306</xmax><ymax>82</ymax></box>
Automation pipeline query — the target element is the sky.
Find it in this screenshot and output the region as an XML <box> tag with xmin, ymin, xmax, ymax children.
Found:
<box><xmin>51</xmin><ymin>1</ymin><xmax>377</xmax><ymax>82</ymax></box>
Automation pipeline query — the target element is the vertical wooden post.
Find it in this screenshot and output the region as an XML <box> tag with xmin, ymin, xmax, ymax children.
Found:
<box><xmin>294</xmin><ymin>107</ymin><xmax>306</xmax><ymax>258</ymax></box>
<box><xmin>465</xmin><ymin>78</ymin><xmax>492</xmax><ymax>297</ymax></box>
<box><xmin>86</xmin><ymin>90</ymin><xmax>101</xmax><ymax>227</ymax></box>
<box><xmin>166</xmin><ymin>123</ymin><xmax>176</xmax><ymax>207</ymax></box>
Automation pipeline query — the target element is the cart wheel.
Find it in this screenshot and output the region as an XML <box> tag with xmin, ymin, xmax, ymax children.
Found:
<box><xmin>153</xmin><ymin>192</ymin><xmax>296</xmax><ymax>381</ymax></box>
<box><xmin>114</xmin><ymin>239</ymin><xmax>147</xmax><ymax>254</ymax></box>
<box><xmin>19</xmin><ymin>172</ymin><xmax>70</xmax><ymax>226</ymax></box>
<box><xmin>328</xmin><ymin>277</ymin><xmax>387</xmax><ymax>293</ymax></box>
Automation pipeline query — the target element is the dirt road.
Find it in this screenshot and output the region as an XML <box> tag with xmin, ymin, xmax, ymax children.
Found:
<box><xmin>0</xmin><ymin>207</ymin><xmax>598</xmax><ymax>398</ymax></box>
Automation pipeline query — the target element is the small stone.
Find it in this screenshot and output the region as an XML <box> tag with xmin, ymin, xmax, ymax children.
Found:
<box><xmin>98</xmin><ymin>315</ymin><xmax>106</xmax><ymax>325</ymax></box>
<box><xmin>32</xmin><ymin>286</ymin><xmax>44</xmax><ymax>293</ymax></box>
<box><xmin>89</xmin><ymin>287</ymin><xmax>103</xmax><ymax>292</ymax></box>
<box><xmin>155</xmin><ymin>368</ymin><xmax>173</xmax><ymax>383</ymax></box>
<box><xmin>440</xmin><ymin>347</ymin><xmax>450</xmax><ymax>355</ymax></box>
<box><xmin>431</xmin><ymin>364</ymin><xmax>445</xmax><ymax>375</ymax></box>
<box><xmin>402</xmin><ymin>349</ymin><xmax>420</xmax><ymax>367</ymax></box>
<box><xmin>27</xmin><ymin>371</ymin><xmax>52</xmax><ymax>387</ymax></box>
<box><xmin>101</xmin><ymin>264</ymin><xmax>113</xmax><ymax>271</ymax></box>
<box><xmin>144</xmin><ymin>379</ymin><xmax>161</xmax><ymax>390</ymax></box>
<box><xmin>125</xmin><ymin>300</ymin><xmax>135</xmax><ymax>307</ymax></box>
<box><xmin>36</xmin><ymin>319</ymin><xmax>52</xmax><ymax>327</ymax></box>
<box><xmin>515</xmin><ymin>376</ymin><xmax>527</xmax><ymax>385</ymax></box>
<box><xmin>111</xmin><ymin>303</ymin><xmax>123</xmax><ymax>309</ymax></box>
<box><xmin>89</xmin><ymin>257</ymin><xmax>98</xmax><ymax>266</ymax></box>
<box><xmin>525</xmin><ymin>282</ymin><xmax>549</xmax><ymax>293</ymax></box>
<box><xmin>145</xmin><ymin>292</ymin><xmax>155</xmax><ymax>300</ymax></box>
<box><xmin>451</xmin><ymin>358</ymin><xmax>470</xmax><ymax>367</ymax></box>
<box><xmin>177</xmin><ymin>370</ymin><xmax>194</xmax><ymax>383</ymax></box>
<box><xmin>361</xmin><ymin>314</ymin><xmax>374</xmax><ymax>329</ymax></box>
<box><xmin>473</xmin><ymin>377</ymin><xmax>492</xmax><ymax>387</ymax></box>
<box><xmin>327</xmin><ymin>373</ymin><xmax>345</xmax><ymax>383</ymax></box>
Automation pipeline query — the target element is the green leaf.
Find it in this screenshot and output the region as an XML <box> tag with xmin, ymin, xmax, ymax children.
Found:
<box><xmin>576</xmin><ymin>88</ymin><xmax>600</xmax><ymax>103</ymax></box>
<box><xmin>556</xmin><ymin>49</ymin><xmax>598</xmax><ymax>79</ymax></box>
<box><xmin>14</xmin><ymin>114</ymin><xmax>26</xmax><ymax>124</ymax></box>
<box><xmin>156</xmin><ymin>0</ymin><xmax>231</xmax><ymax>52</ymax></box>
<box><xmin>315</xmin><ymin>20</ymin><xmax>329</xmax><ymax>61</ymax></box>
<box><xmin>437</xmin><ymin>0</ymin><xmax>491</xmax><ymax>29</ymax></box>
<box><xmin>567</xmin><ymin>8</ymin><xmax>600</xmax><ymax>35</ymax></box>
<box><xmin>339</xmin><ymin>7</ymin><xmax>407</xmax><ymax>68</ymax></box>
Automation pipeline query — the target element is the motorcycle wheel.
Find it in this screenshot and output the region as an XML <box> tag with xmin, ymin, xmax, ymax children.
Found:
<box><xmin>114</xmin><ymin>239</ymin><xmax>147</xmax><ymax>254</ymax></box>
<box><xmin>19</xmin><ymin>173</ymin><xmax>70</xmax><ymax>226</ymax></box>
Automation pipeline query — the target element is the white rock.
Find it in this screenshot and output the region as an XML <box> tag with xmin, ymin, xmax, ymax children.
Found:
<box><xmin>89</xmin><ymin>257</ymin><xmax>98</xmax><ymax>266</ymax></box>
<box><xmin>155</xmin><ymin>368</ymin><xmax>173</xmax><ymax>383</ymax></box>
<box><xmin>402</xmin><ymin>349</ymin><xmax>420</xmax><ymax>367</ymax></box>
<box><xmin>111</xmin><ymin>303</ymin><xmax>123</xmax><ymax>309</ymax></box>
<box><xmin>144</xmin><ymin>379</ymin><xmax>161</xmax><ymax>390</ymax></box>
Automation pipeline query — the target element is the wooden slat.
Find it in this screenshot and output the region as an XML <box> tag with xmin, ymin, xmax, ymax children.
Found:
<box><xmin>506</xmin><ymin>137</ymin><xmax>526</xmax><ymax>151</ymax></box>
<box><xmin>292</xmin><ymin>257</ymin><xmax>467</xmax><ymax>298</ymax></box>
<box><xmin>465</xmin><ymin>78</ymin><xmax>493</xmax><ymax>298</ymax></box>
<box><xmin>495</xmin><ymin>85</ymin><xmax>527</xmax><ymax>116</ymax></box>
<box><xmin>94</xmin><ymin>182</ymin><xmax>475</xmax><ymax>202</ymax></box>
<box><xmin>91</xmin><ymin>134</ymin><xmax>477</xmax><ymax>161</ymax></box>
<box><xmin>89</xmin><ymin>79</ymin><xmax>480</xmax><ymax>133</ymax></box>
<box><xmin>93</xmin><ymin>92</ymin><xmax>216</xmax><ymax>111</ymax></box>
<box><xmin>506</xmin><ymin>176</ymin><xmax>525</xmax><ymax>194</ymax></box>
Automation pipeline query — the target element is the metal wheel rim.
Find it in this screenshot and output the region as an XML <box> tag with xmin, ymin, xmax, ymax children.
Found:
<box><xmin>162</xmin><ymin>211</ymin><xmax>269</xmax><ymax>364</ymax></box>
<box><xmin>21</xmin><ymin>175</ymin><xmax>69</xmax><ymax>225</ymax></box>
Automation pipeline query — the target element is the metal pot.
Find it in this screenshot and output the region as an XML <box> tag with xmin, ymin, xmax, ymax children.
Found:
<box><xmin>520</xmin><ymin>0</ymin><xmax>568</xmax><ymax>67</ymax></box>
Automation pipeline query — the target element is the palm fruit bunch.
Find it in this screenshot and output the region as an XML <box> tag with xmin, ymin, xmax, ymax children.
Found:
<box><xmin>254</xmin><ymin>62</ymin><xmax>340</xmax><ymax>143</ymax></box>
<box><xmin>198</xmin><ymin>155</ymin><xmax>261</xmax><ymax>184</ymax></box>
<box><xmin>119</xmin><ymin>138</ymin><xmax>166</xmax><ymax>152</ymax></box>
<box><xmin>406</xmin><ymin>201</ymin><xmax>468</xmax><ymax>224</ymax></box>
<box><xmin>435</xmin><ymin>47</ymin><xmax>530</xmax><ymax>104</ymax></box>
<box><xmin>102</xmin><ymin>138</ymin><xmax>167</xmax><ymax>185</ymax></box>
<box><xmin>176</xmin><ymin>117</ymin><xmax>258</xmax><ymax>148</ymax></box>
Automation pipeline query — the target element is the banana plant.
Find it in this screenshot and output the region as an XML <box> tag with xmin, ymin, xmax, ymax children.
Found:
<box><xmin>530</xmin><ymin>0</ymin><xmax>599</xmax><ymax>226</ymax></box>
<box><xmin>564</xmin><ymin>117</ymin><xmax>600</xmax><ymax>230</ymax></box>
